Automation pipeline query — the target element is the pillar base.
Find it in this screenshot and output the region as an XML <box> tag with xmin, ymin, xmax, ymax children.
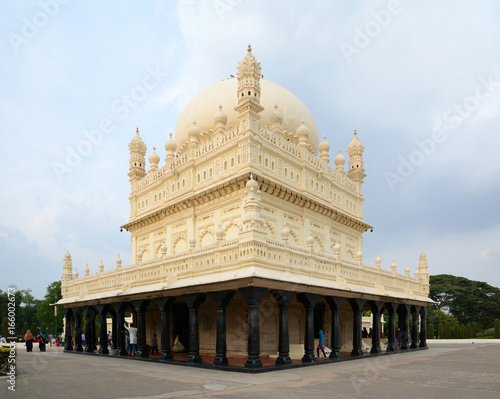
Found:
<box><xmin>98</xmin><ymin>347</ymin><xmax>109</xmax><ymax>355</ymax></box>
<box><xmin>410</xmin><ymin>342</ymin><xmax>418</xmax><ymax>349</ymax></box>
<box><xmin>75</xmin><ymin>345</ymin><xmax>83</xmax><ymax>352</ymax></box>
<box><xmin>351</xmin><ymin>349</ymin><xmax>364</xmax><ymax>357</ymax></box>
<box><xmin>115</xmin><ymin>348</ymin><xmax>128</xmax><ymax>356</ymax></box>
<box><xmin>245</xmin><ymin>357</ymin><xmax>263</xmax><ymax>369</ymax></box>
<box><xmin>159</xmin><ymin>351</ymin><xmax>173</xmax><ymax>361</ymax></box>
<box><xmin>187</xmin><ymin>354</ymin><xmax>203</xmax><ymax>364</ymax></box>
<box><xmin>213</xmin><ymin>356</ymin><xmax>229</xmax><ymax>367</ymax></box>
<box><xmin>64</xmin><ymin>345</ymin><xmax>73</xmax><ymax>351</ymax></box>
<box><xmin>419</xmin><ymin>342</ymin><xmax>428</xmax><ymax>348</ymax></box>
<box><xmin>136</xmin><ymin>349</ymin><xmax>149</xmax><ymax>358</ymax></box>
<box><xmin>302</xmin><ymin>353</ymin><xmax>316</xmax><ymax>363</ymax></box>
<box><xmin>276</xmin><ymin>355</ymin><xmax>292</xmax><ymax>366</ymax></box>
<box><xmin>85</xmin><ymin>346</ymin><xmax>94</xmax><ymax>353</ymax></box>
<box><xmin>370</xmin><ymin>347</ymin><xmax>382</xmax><ymax>355</ymax></box>
<box><xmin>329</xmin><ymin>351</ymin><xmax>342</xmax><ymax>360</ymax></box>
<box><xmin>386</xmin><ymin>345</ymin><xmax>396</xmax><ymax>352</ymax></box>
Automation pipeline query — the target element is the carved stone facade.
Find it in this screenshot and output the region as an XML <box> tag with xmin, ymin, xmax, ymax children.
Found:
<box><xmin>57</xmin><ymin>47</ymin><xmax>431</xmax><ymax>370</ymax></box>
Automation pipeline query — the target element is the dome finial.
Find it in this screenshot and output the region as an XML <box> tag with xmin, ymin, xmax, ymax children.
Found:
<box><xmin>248</xmin><ymin>44</ymin><xmax>252</xmax><ymax>53</ymax></box>
<box><xmin>136</xmin><ymin>127</ymin><xmax>139</xmax><ymax>134</ymax></box>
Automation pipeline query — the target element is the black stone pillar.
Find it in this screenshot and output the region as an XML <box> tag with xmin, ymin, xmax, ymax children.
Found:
<box><xmin>83</xmin><ymin>307</ymin><xmax>94</xmax><ymax>353</ymax></box>
<box><xmin>208</xmin><ymin>290</ymin><xmax>236</xmax><ymax>367</ymax></box>
<box><xmin>369</xmin><ymin>301</ymin><xmax>384</xmax><ymax>355</ymax></box>
<box><xmin>109</xmin><ymin>309</ymin><xmax>117</xmax><ymax>350</ymax></box>
<box><xmin>410</xmin><ymin>305</ymin><xmax>421</xmax><ymax>349</ymax></box>
<box><xmin>385</xmin><ymin>302</ymin><xmax>398</xmax><ymax>352</ymax></box>
<box><xmin>398</xmin><ymin>304</ymin><xmax>410</xmax><ymax>351</ymax></box>
<box><xmin>239</xmin><ymin>287</ymin><xmax>268</xmax><ymax>368</ymax></box>
<box><xmin>419</xmin><ymin>307</ymin><xmax>428</xmax><ymax>348</ymax></box>
<box><xmin>348</xmin><ymin>298</ymin><xmax>366</xmax><ymax>357</ymax></box>
<box><xmin>91</xmin><ymin>309</ymin><xmax>97</xmax><ymax>350</ymax></box>
<box><xmin>155</xmin><ymin>297</ymin><xmax>175</xmax><ymax>361</ymax></box>
<box><xmin>325</xmin><ymin>296</ymin><xmax>345</xmax><ymax>360</ymax></box>
<box><xmin>297</xmin><ymin>293</ymin><xmax>320</xmax><ymax>363</ymax></box>
<box><xmin>96</xmin><ymin>305</ymin><xmax>109</xmax><ymax>355</ymax></box>
<box><xmin>182</xmin><ymin>293</ymin><xmax>206</xmax><ymax>364</ymax></box>
<box><xmin>155</xmin><ymin>296</ymin><xmax>175</xmax><ymax>361</ymax></box>
<box><xmin>74</xmin><ymin>308</ymin><xmax>83</xmax><ymax>352</ymax></box>
<box><xmin>63</xmin><ymin>308</ymin><xmax>73</xmax><ymax>351</ymax></box>
<box><xmin>131</xmin><ymin>299</ymin><xmax>150</xmax><ymax>358</ymax></box>
<box><xmin>270</xmin><ymin>290</ymin><xmax>295</xmax><ymax>366</ymax></box>
<box><xmin>112</xmin><ymin>302</ymin><xmax>128</xmax><ymax>356</ymax></box>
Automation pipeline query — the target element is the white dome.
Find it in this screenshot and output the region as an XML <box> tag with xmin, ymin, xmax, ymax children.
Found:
<box><xmin>174</xmin><ymin>78</ymin><xmax>319</xmax><ymax>150</ymax></box>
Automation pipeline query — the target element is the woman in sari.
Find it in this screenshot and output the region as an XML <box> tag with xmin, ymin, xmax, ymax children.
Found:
<box><xmin>24</xmin><ymin>330</ymin><xmax>34</xmax><ymax>352</ymax></box>
<box><xmin>317</xmin><ymin>329</ymin><xmax>326</xmax><ymax>358</ymax></box>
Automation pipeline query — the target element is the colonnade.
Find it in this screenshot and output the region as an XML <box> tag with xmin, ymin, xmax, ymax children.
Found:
<box><xmin>63</xmin><ymin>287</ymin><xmax>428</xmax><ymax>369</ymax></box>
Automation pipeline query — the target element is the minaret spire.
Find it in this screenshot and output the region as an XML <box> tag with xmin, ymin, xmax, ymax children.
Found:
<box><xmin>235</xmin><ymin>45</ymin><xmax>264</xmax><ymax>133</ymax></box>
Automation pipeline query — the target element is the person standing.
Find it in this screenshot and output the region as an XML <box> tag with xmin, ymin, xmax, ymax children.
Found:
<box><xmin>24</xmin><ymin>330</ymin><xmax>34</xmax><ymax>352</ymax></box>
<box><xmin>316</xmin><ymin>329</ymin><xmax>326</xmax><ymax>358</ymax></box>
<box><xmin>124</xmin><ymin>322</ymin><xmax>138</xmax><ymax>356</ymax></box>
<box><xmin>151</xmin><ymin>334</ymin><xmax>158</xmax><ymax>355</ymax></box>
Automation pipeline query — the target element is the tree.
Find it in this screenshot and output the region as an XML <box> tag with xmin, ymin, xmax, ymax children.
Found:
<box><xmin>495</xmin><ymin>319</ymin><xmax>500</xmax><ymax>339</ymax></box>
<box><xmin>466</xmin><ymin>323</ymin><xmax>472</xmax><ymax>338</ymax></box>
<box><xmin>472</xmin><ymin>322</ymin><xmax>478</xmax><ymax>338</ymax></box>
<box><xmin>445</xmin><ymin>323</ymin><xmax>452</xmax><ymax>339</ymax></box>
<box><xmin>428</xmin><ymin>323</ymin><xmax>435</xmax><ymax>339</ymax></box>
<box><xmin>430</xmin><ymin>275</ymin><xmax>500</xmax><ymax>329</ymax></box>
<box><xmin>2</xmin><ymin>317</ymin><xmax>8</xmax><ymax>338</ymax></box>
<box><xmin>438</xmin><ymin>323</ymin><xmax>444</xmax><ymax>339</ymax></box>
<box><xmin>453</xmin><ymin>324</ymin><xmax>460</xmax><ymax>339</ymax></box>
<box><xmin>36</xmin><ymin>281</ymin><xmax>62</xmax><ymax>336</ymax></box>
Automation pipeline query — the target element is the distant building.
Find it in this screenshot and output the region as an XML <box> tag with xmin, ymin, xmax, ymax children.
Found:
<box><xmin>57</xmin><ymin>46</ymin><xmax>431</xmax><ymax>370</ymax></box>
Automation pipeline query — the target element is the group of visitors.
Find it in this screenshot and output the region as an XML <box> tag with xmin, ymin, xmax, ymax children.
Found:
<box><xmin>23</xmin><ymin>330</ymin><xmax>48</xmax><ymax>352</ymax></box>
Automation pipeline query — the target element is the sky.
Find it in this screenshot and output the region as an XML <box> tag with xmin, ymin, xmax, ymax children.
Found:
<box><xmin>1</xmin><ymin>0</ymin><xmax>499</xmax><ymax>299</ymax></box>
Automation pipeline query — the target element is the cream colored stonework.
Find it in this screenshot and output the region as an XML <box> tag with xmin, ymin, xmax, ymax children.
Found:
<box><xmin>58</xmin><ymin>46</ymin><xmax>431</xmax><ymax>310</ymax></box>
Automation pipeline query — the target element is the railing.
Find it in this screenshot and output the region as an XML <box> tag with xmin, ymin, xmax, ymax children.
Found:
<box><xmin>62</xmin><ymin>239</ymin><xmax>429</xmax><ymax>301</ymax></box>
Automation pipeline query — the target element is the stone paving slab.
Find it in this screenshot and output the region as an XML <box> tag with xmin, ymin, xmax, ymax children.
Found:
<box><xmin>3</xmin><ymin>343</ymin><xmax>500</xmax><ymax>398</ymax></box>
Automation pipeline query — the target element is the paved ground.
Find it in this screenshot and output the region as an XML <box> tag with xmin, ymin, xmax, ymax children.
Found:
<box><xmin>3</xmin><ymin>342</ymin><xmax>500</xmax><ymax>398</ymax></box>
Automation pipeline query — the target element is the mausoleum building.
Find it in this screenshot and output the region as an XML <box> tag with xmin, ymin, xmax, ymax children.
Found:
<box><xmin>56</xmin><ymin>46</ymin><xmax>432</xmax><ymax>370</ymax></box>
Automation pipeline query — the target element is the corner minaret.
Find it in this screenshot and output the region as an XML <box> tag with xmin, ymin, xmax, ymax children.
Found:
<box><xmin>234</xmin><ymin>45</ymin><xmax>264</xmax><ymax>133</ymax></box>
<box><xmin>128</xmin><ymin>127</ymin><xmax>147</xmax><ymax>192</ymax></box>
<box><xmin>347</xmin><ymin>129</ymin><xmax>366</xmax><ymax>194</ymax></box>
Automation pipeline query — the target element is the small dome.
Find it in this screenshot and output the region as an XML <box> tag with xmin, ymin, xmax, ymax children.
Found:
<box><xmin>73</xmin><ymin>268</ymin><xmax>79</xmax><ymax>278</ymax></box>
<box><xmin>98</xmin><ymin>260</ymin><xmax>104</xmax><ymax>273</ymax></box>
<box><xmin>216</xmin><ymin>225</ymin><xmax>224</xmax><ymax>240</ymax></box>
<box><xmin>391</xmin><ymin>259</ymin><xmax>397</xmax><ymax>271</ymax></box>
<box><xmin>189</xmin><ymin>236</ymin><xmax>197</xmax><ymax>245</ymax></box>
<box><xmin>296</xmin><ymin>119</ymin><xmax>309</xmax><ymax>137</ymax></box>
<box><xmin>334</xmin><ymin>149</ymin><xmax>346</xmax><ymax>168</ymax></box>
<box><xmin>270</xmin><ymin>104</ymin><xmax>283</xmax><ymax>126</ymax></box>
<box><xmin>334</xmin><ymin>240</ymin><xmax>341</xmax><ymax>252</ymax></box>
<box><xmin>165</xmin><ymin>132</ymin><xmax>177</xmax><ymax>152</ymax></box>
<box><xmin>214</xmin><ymin>105</ymin><xmax>228</xmax><ymax>126</ymax></box>
<box><xmin>281</xmin><ymin>223</ymin><xmax>290</xmax><ymax>237</ymax></box>
<box><xmin>318</xmin><ymin>135</ymin><xmax>330</xmax><ymax>152</ymax></box>
<box><xmin>148</xmin><ymin>147</ymin><xmax>160</xmax><ymax>165</ymax></box>
<box><xmin>246</xmin><ymin>174</ymin><xmax>259</xmax><ymax>192</ymax></box>
<box><xmin>347</xmin><ymin>130</ymin><xmax>364</xmax><ymax>156</ymax></box>
<box><xmin>306</xmin><ymin>232</ymin><xmax>314</xmax><ymax>245</ymax></box>
<box><xmin>84</xmin><ymin>263</ymin><xmax>89</xmax><ymax>276</ymax></box>
<box><xmin>64</xmin><ymin>250</ymin><xmax>71</xmax><ymax>259</ymax></box>
<box><xmin>375</xmin><ymin>252</ymin><xmax>381</xmax><ymax>267</ymax></box>
<box><xmin>116</xmin><ymin>254</ymin><xmax>122</xmax><ymax>267</ymax></box>
<box><xmin>187</xmin><ymin>122</ymin><xmax>200</xmax><ymax>139</ymax></box>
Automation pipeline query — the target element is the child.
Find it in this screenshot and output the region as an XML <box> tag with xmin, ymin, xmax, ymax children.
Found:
<box><xmin>151</xmin><ymin>333</ymin><xmax>158</xmax><ymax>355</ymax></box>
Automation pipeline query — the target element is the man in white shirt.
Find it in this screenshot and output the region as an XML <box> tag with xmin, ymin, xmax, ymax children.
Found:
<box><xmin>124</xmin><ymin>322</ymin><xmax>138</xmax><ymax>355</ymax></box>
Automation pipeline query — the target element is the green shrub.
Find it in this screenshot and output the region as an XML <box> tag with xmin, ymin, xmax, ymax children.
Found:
<box><xmin>428</xmin><ymin>323</ymin><xmax>435</xmax><ymax>339</ymax></box>
<box><xmin>482</xmin><ymin>327</ymin><xmax>494</xmax><ymax>337</ymax></box>
<box><xmin>438</xmin><ymin>324</ymin><xmax>444</xmax><ymax>339</ymax></box>
<box><xmin>494</xmin><ymin>319</ymin><xmax>500</xmax><ymax>339</ymax></box>
<box><xmin>445</xmin><ymin>323</ymin><xmax>452</xmax><ymax>339</ymax></box>
<box><xmin>0</xmin><ymin>346</ymin><xmax>17</xmax><ymax>372</ymax></box>
<box><xmin>466</xmin><ymin>323</ymin><xmax>472</xmax><ymax>338</ymax></box>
